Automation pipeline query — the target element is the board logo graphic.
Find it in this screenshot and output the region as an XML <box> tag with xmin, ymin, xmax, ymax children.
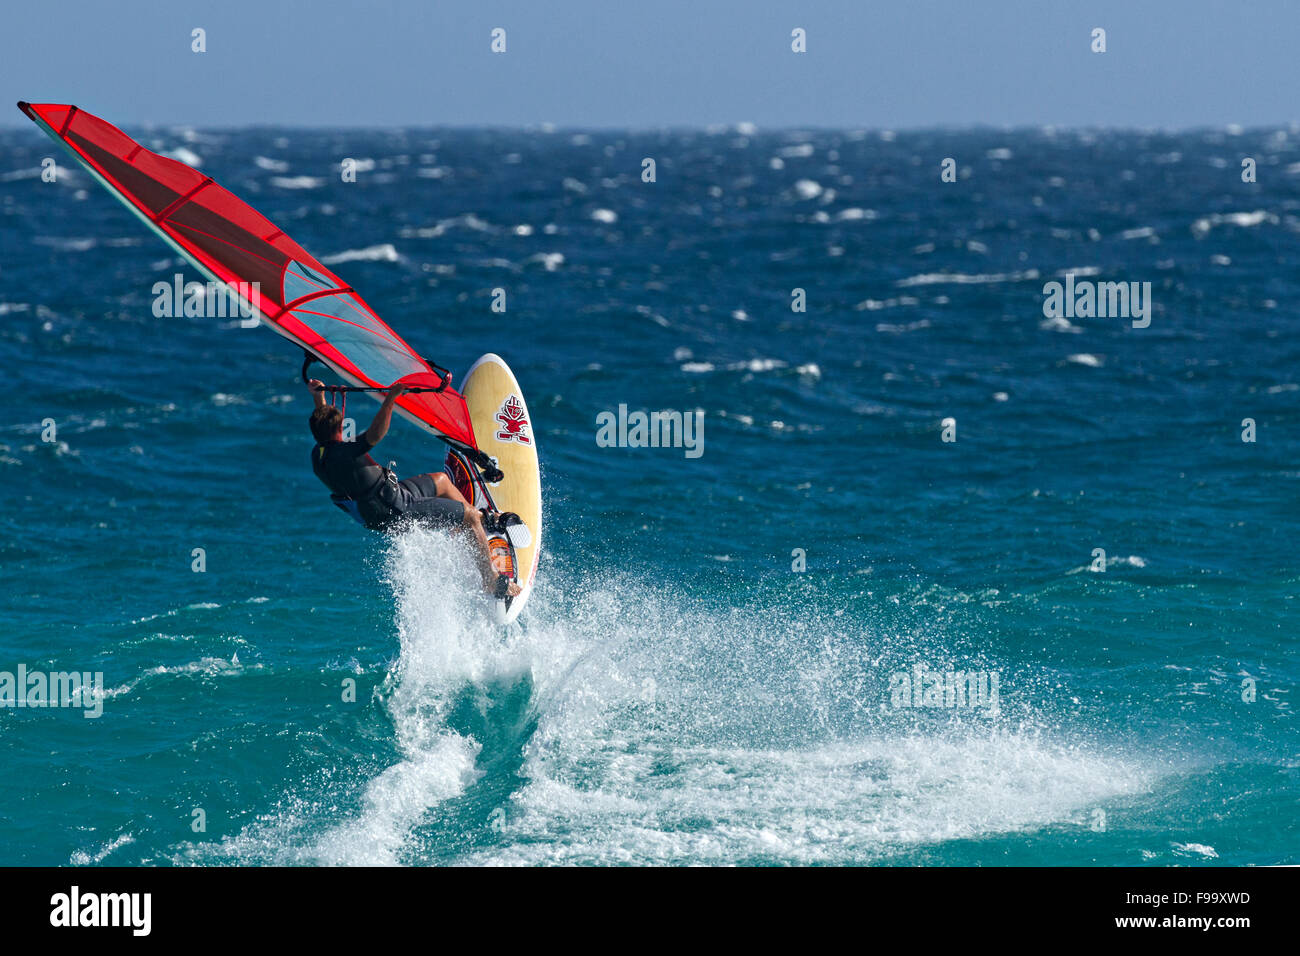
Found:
<box><xmin>495</xmin><ymin>394</ymin><xmax>532</xmax><ymax>444</ymax></box>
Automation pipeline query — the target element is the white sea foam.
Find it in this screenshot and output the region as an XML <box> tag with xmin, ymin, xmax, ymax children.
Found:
<box><xmin>271</xmin><ymin>175</ymin><xmax>325</xmax><ymax>190</ymax></box>
<box><xmin>835</xmin><ymin>207</ymin><xmax>877</xmax><ymax>221</ymax></box>
<box><xmin>525</xmin><ymin>252</ymin><xmax>565</xmax><ymax>271</ymax></box>
<box><xmin>467</xmin><ymin>733</ymin><xmax>1155</xmax><ymax>865</ymax></box>
<box><xmin>70</xmin><ymin>833</ymin><xmax>135</xmax><ymax>866</ymax></box>
<box><xmin>104</xmin><ymin>655</ymin><xmax>254</xmax><ymax>700</ymax></box>
<box><xmin>34</xmin><ymin>236</ymin><xmax>97</xmax><ymax>252</ymax></box>
<box><xmin>402</xmin><ymin>213</ymin><xmax>493</xmax><ymax>238</ymax></box>
<box><xmin>793</xmin><ymin>179</ymin><xmax>823</xmax><ymax>200</ymax></box>
<box><xmin>186</xmin><ymin>529</ymin><xmax>1168</xmax><ymax>867</ymax></box>
<box><xmin>1040</xmin><ymin>316</ymin><xmax>1082</xmax><ymax>333</ymax></box>
<box><xmin>320</xmin><ymin>244</ymin><xmax>401</xmax><ymax>265</ymax></box>
<box><xmin>306</xmin><ymin>529</ymin><xmax>558</xmax><ymax>865</ymax></box>
<box><xmin>1120</xmin><ymin>226</ymin><xmax>1157</xmax><ymax>240</ymax></box>
<box><xmin>1191</xmin><ymin>210</ymin><xmax>1276</xmax><ymax>236</ymax></box>
<box><xmin>876</xmin><ymin>319</ymin><xmax>931</xmax><ymax>333</ymax></box>
<box><xmin>896</xmin><ymin>269</ymin><xmax>1039</xmax><ymax>287</ymax></box>
<box><xmin>1067</xmin><ymin>554</ymin><xmax>1148</xmax><ymax>575</ymax></box>
<box><xmin>855</xmin><ymin>297</ymin><xmax>919</xmax><ymax>312</ymax></box>
<box><xmin>734</xmin><ymin>358</ymin><xmax>786</xmax><ymax>372</ymax></box>
<box><xmin>162</xmin><ymin>146</ymin><xmax>203</xmax><ymax>166</ymax></box>
<box><xmin>1</xmin><ymin>165</ymin><xmax>69</xmax><ymax>182</ymax></box>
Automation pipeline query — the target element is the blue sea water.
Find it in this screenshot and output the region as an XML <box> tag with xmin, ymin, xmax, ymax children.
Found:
<box><xmin>0</xmin><ymin>124</ymin><xmax>1296</xmax><ymax>866</ymax></box>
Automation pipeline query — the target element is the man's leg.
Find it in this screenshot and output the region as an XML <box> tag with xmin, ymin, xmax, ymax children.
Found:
<box><xmin>416</xmin><ymin>472</ymin><xmax>469</xmax><ymax>505</ymax></box>
<box><xmin>460</xmin><ymin>506</ymin><xmax>521</xmax><ymax>597</ymax></box>
<box><xmin>409</xmin><ymin>472</ymin><xmax>520</xmax><ymax>597</ymax></box>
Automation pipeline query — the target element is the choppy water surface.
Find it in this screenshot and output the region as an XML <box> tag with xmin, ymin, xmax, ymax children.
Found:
<box><xmin>0</xmin><ymin>125</ymin><xmax>1296</xmax><ymax>865</ymax></box>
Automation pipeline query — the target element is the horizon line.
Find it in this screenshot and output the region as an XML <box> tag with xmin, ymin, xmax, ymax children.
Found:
<box><xmin>3</xmin><ymin>118</ymin><xmax>1298</xmax><ymax>136</ymax></box>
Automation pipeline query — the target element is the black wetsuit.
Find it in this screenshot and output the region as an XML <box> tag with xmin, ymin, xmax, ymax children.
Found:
<box><xmin>311</xmin><ymin>436</ymin><xmax>464</xmax><ymax>531</ymax></box>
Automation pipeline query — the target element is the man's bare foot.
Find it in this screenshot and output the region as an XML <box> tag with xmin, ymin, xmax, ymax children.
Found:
<box><xmin>483</xmin><ymin>575</ymin><xmax>522</xmax><ymax>598</ymax></box>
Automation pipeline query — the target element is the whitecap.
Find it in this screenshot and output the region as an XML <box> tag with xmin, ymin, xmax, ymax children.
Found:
<box><xmin>162</xmin><ymin>146</ymin><xmax>203</xmax><ymax>166</ymax></box>
<box><xmin>1119</xmin><ymin>226</ymin><xmax>1156</xmax><ymax>240</ymax></box>
<box><xmin>1039</xmin><ymin>316</ymin><xmax>1082</xmax><ymax>333</ymax></box>
<box><xmin>896</xmin><ymin>269</ymin><xmax>1039</xmax><ymax>287</ymax></box>
<box><xmin>1191</xmin><ymin>210</ymin><xmax>1275</xmax><ymax>236</ymax></box>
<box><xmin>320</xmin><ymin>243</ymin><xmax>401</xmax><ymax>265</ymax></box>
<box><xmin>793</xmin><ymin>179</ymin><xmax>823</xmax><ymax>200</ymax></box>
<box><xmin>835</xmin><ymin>207</ymin><xmax>877</xmax><ymax>221</ymax></box>
<box><xmin>731</xmin><ymin>358</ymin><xmax>786</xmax><ymax>373</ymax></box>
<box><xmin>271</xmin><ymin>175</ymin><xmax>325</xmax><ymax>190</ymax></box>
<box><xmin>525</xmin><ymin>252</ymin><xmax>565</xmax><ymax>271</ymax></box>
<box><xmin>70</xmin><ymin>833</ymin><xmax>135</xmax><ymax>866</ymax></box>
<box><xmin>876</xmin><ymin>319</ymin><xmax>932</xmax><ymax>333</ymax></box>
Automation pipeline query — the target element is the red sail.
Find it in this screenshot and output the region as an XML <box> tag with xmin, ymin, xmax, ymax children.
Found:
<box><xmin>17</xmin><ymin>101</ymin><xmax>478</xmax><ymax>451</ymax></box>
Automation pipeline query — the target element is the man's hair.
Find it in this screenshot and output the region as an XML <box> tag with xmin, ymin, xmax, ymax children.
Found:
<box><xmin>310</xmin><ymin>406</ymin><xmax>344</xmax><ymax>443</ymax></box>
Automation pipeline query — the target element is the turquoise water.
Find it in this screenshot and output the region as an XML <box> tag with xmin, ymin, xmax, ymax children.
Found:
<box><xmin>0</xmin><ymin>125</ymin><xmax>1296</xmax><ymax>865</ymax></box>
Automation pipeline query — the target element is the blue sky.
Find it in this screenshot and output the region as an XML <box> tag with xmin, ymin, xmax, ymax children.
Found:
<box><xmin>0</xmin><ymin>0</ymin><xmax>1292</xmax><ymax>129</ymax></box>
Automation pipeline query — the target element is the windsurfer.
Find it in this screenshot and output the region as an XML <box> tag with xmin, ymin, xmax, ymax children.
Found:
<box><xmin>307</xmin><ymin>379</ymin><xmax>521</xmax><ymax>597</ymax></box>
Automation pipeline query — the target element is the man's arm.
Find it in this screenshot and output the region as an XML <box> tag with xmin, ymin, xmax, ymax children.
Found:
<box><xmin>307</xmin><ymin>378</ymin><xmax>328</xmax><ymax>411</ymax></box>
<box><xmin>364</xmin><ymin>385</ymin><xmax>406</xmax><ymax>447</ymax></box>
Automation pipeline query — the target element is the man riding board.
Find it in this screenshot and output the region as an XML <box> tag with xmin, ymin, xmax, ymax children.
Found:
<box><xmin>307</xmin><ymin>378</ymin><xmax>521</xmax><ymax>598</ymax></box>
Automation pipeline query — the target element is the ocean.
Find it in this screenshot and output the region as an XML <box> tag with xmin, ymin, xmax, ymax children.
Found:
<box><xmin>0</xmin><ymin>123</ymin><xmax>1295</xmax><ymax>865</ymax></box>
